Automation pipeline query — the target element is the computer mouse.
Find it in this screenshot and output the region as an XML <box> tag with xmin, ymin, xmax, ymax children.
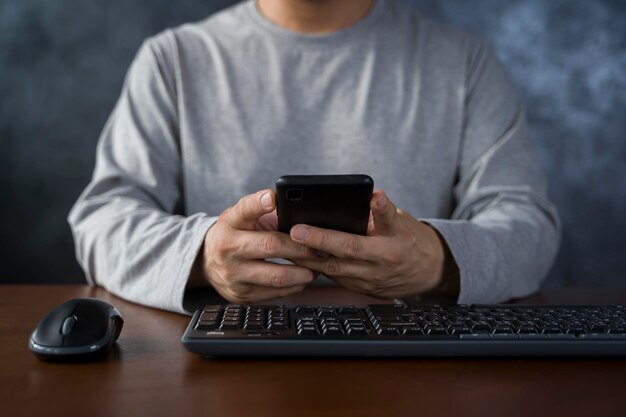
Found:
<box><xmin>28</xmin><ymin>298</ymin><xmax>123</xmax><ymax>361</ymax></box>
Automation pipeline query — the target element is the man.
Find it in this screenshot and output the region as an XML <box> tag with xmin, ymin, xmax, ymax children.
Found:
<box><xmin>69</xmin><ymin>0</ymin><xmax>560</xmax><ymax>314</ymax></box>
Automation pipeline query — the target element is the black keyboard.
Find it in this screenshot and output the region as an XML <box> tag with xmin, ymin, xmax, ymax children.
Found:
<box><xmin>181</xmin><ymin>304</ymin><xmax>626</xmax><ymax>357</ymax></box>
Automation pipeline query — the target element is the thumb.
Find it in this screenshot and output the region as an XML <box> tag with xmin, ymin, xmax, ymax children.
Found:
<box><xmin>225</xmin><ymin>189</ymin><xmax>275</xmax><ymax>230</ymax></box>
<box><xmin>370</xmin><ymin>190</ymin><xmax>399</xmax><ymax>235</ymax></box>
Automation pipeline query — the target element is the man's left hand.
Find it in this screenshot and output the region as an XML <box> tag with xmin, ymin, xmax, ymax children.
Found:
<box><xmin>288</xmin><ymin>190</ymin><xmax>453</xmax><ymax>299</ymax></box>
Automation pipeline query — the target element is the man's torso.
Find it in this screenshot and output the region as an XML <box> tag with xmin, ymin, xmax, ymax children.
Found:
<box><xmin>151</xmin><ymin>0</ymin><xmax>479</xmax><ymax>219</ymax></box>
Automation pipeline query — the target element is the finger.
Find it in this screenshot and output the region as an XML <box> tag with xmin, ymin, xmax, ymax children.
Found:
<box><xmin>224</xmin><ymin>189</ymin><xmax>276</xmax><ymax>230</ymax></box>
<box><xmin>290</xmin><ymin>224</ymin><xmax>374</xmax><ymax>260</ymax></box>
<box><xmin>370</xmin><ymin>190</ymin><xmax>399</xmax><ymax>235</ymax></box>
<box><xmin>255</xmin><ymin>210</ymin><xmax>279</xmax><ymax>232</ymax></box>
<box><xmin>237</xmin><ymin>260</ymin><xmax>315</xmax><ymax>288</ymax></box>
<box><xmin>290</xmin><ymin>257</ymin><xmax>371</xmax><ymax>278</ymax></box>
<box><xmin>367</xmin><ymin>210</ymin><xmax>375</xmax><ymax>235</ymax></box>
<box><xmin>235</xmin><ymin>231</ymin><xmax>325</xmax><ymax>260</ymax></box>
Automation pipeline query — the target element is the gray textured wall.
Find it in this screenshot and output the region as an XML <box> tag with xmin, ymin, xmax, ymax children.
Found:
<box><xmin>1</xmin><ymin>0</ymin><xmax>625</xmax><ymax>287</ymax></box>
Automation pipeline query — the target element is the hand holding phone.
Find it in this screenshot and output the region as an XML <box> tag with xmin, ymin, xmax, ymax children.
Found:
<box><xmin>194</xmin><ymin>189</ymin><xmax>324</xmax><ymax>304</ymax></box>
<box><xmin>283</xmin><ymin>186</ymin><xmax>458</xmax><ymax>301</ymax></box>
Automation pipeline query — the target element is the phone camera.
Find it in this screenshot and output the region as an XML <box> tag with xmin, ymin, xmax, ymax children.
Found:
<box><xmin>286</xmin><ymin>189</ymin><xmax>303</xmax><ymax>202</ymax></box>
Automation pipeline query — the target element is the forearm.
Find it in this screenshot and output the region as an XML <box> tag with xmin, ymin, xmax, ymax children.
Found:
<box><xmin>423</xmin><ymin>195</ymin><xmax>560</xmax><ymax>304</ymax></box>
<box><xmin>69</xmin><ymin>196</ymin><xmax>218</xmax><ymax>313</ymax></box>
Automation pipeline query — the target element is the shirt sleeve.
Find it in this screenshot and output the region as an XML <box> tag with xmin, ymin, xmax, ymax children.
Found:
<box><xmin>421</xmin><ymin>40</ymin><xmax>561</xmax><ymax>304</ymax></box>
<box><xmin>68</xmin><ymin>36</ymin><xmax>218</xmax><ymax>314</ymax></box>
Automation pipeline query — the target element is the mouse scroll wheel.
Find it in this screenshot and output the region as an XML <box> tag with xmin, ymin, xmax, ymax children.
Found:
<box><xmin>61</xmin><ymin>315</ymin><xmax>78</xmax><ymax>336</ymax></box>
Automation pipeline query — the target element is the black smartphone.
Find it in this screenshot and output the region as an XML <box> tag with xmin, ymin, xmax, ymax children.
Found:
<box><xmin>276</xmin><ymin>175</ymin><xmax>374</xmax><ymax>236</ymax></box>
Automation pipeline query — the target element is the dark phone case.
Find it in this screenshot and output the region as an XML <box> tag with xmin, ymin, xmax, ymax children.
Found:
<box><xmin>276</xmin><ymin>175</ymin><xmax>374</xmax><ymax>236</ymax></box>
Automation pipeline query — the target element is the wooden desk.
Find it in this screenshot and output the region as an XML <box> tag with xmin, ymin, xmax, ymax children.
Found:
<box><xmin>1</xmin><ymin>285</ymin><xmax>625</xmax><ymax>417</ymax></box>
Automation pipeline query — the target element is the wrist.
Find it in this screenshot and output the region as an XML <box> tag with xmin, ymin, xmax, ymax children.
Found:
<box><xmin>419</xmin><ymin>223</ymin><xmax>460</xmax><ymax>298</ymax></box>
<box><xmin>187</xmin><ymin>245</ymin><xmax>208</xmax><ymax>288</ymax></box>
<box><xmin>187</xmin><ymin>228</ymin><xmax>215</xmax><ymax>289</ymax></box>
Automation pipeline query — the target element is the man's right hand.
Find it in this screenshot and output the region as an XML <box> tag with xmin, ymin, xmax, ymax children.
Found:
<box><xmin>196</xmin><ymin>189</ymin><xmax>323</xmax><ymax>304</ymax></box>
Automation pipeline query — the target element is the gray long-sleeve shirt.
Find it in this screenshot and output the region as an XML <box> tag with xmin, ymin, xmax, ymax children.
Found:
<box><xmin>68</xmin><ymin>0</ymin><xmax>560</xmax><ymax>314</ymax></box>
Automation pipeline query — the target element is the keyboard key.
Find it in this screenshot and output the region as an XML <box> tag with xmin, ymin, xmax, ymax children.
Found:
<box><xmin>339</xmin><ymin>306</ymin><xmax>359</xmax><ymax>315</ymax></box>
<box><xmin>492</xmin><ymin>327</ymin><xmax>515</xmax><ymax>334</ymax></box>
<box><xmin>379</xmin><ymin>321</ymin><xmax>418</xmax><ymax>328</ymax></box>
<box><xmin>542</xmin><ymin>326</ymin><xmax>562</xmax><ymax>334</ymax></box>
<box><xmin>548</xmin><ymin>334</ymin><xmax>576</xmax><ymax>340</ymax></box>
<box><xmin>220</xmin><ymin>321</ymin><xmax>241</xmax><ymax>330</ymax></box>
<box><xmin>377</xmin><ymin>327</ymin><xmax>399</xmax><ymax>336</ymax></box>
<box><xmin>589</xmin><ymin>325</ymin><xmax>609</xmax><ymax>333</ymax></box>
<box><xmin>490</xmin><ymin>333</ymin><xmax>519</xmax><ymax>340</ymax></box>
<box><xmin>472</xmin><ymin>323</ymin><xmax>491</xmax><ymax>332</ymax></box>
<box><xmin>268</xmin><ymin>311</ymin><xmax>286</xmax><ymax>318</ymax></box>
<box><xmin>425</xmin><ymin>326</ymin><xmax>448</xmax><ymax>335</ymax></box>
<box><xmin>576</xmin><ymin>333</ymin><xmax>612</xmax><ymax>340</ymax></box>
<box><xmin>245</xmin><ymin>315</ymin><xmax>263</xmax><ymax>322</ymax></box>
<box><xmin>298</xmin><ymin>326</ymin><xmax>318</xmax><ymax>335</ymax></box>
<box><xmin>295</xmin><ymin>305</ymin><xmax>315</xmax><ymax>314</ymax></box>
<box><xmin>320</xmin><ymin>317</ymin><xmax>340</xmax><ymax>323</ymax></box>
<box><xmin>403</xmin><ymin>327</ymin><xmax>424</xmax><ymax>335</ymax></box>
<box><xmin>268</xmin><ymin>321</ymin><xmax>288</xmax><ymax>330</ymax></box>
<box><xmin>459</xmin><ymin>333</ymin><xmax>490</xmax><ymax>340</ymax></box>
<box><xmin>323</xmin><ymin>326</ymin><xmax>343</xmax><ymax>335</ymax></box>
<box><xmin>610</xmin><ymin>328</ymin><xmax>626</xmax><ymax>334</ymax></box>
<box><xmin>224</xmin><ymin>306</ymin><xmax>242</xmax><ymax>314</ymax></box>
<box><xmin>566</xmin><ymin>327</ymin><xmax>586</xmax><ymax>335</ymax></box>
<box><xmin>195</xmin><ymin>321</ymin><xmax>218</xmax><ymax>331</ymax></box>
<box><xmin>243</xmin><ymin>322</ymin><xmax>264</xmax><ymax>331</ymax></box>
<box><xmin>246</xmin><ymin>316</ymin><xmax>264</xmax><ymax>323</ymax></box>
<box><xmin>199</xmin><ymin>311</ymin><xmax>219</xmax><ymax>321</ymax></box>
<box><xmin>449</xmin><ymin>326</ymin><xmax>471</xmax><ymax>335</ymax></box>
<box><xmin>518</xmin><ymin>333</ymin><xmax>549</xmax><ymax>340</ymax></box>
<box><xmin>202</xmin><ymin>305</ymin><xmax>221</xmax><ymax>313</ymax></box>
<box><xmin>344</xmin><ymin>318</ymin><xmax>365</xmax><ymax>326</ymax></box>
<box><xmin>347</xmin><ymin>327</ymin><xmax>369</xmax><ymax>335</ymax></box>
